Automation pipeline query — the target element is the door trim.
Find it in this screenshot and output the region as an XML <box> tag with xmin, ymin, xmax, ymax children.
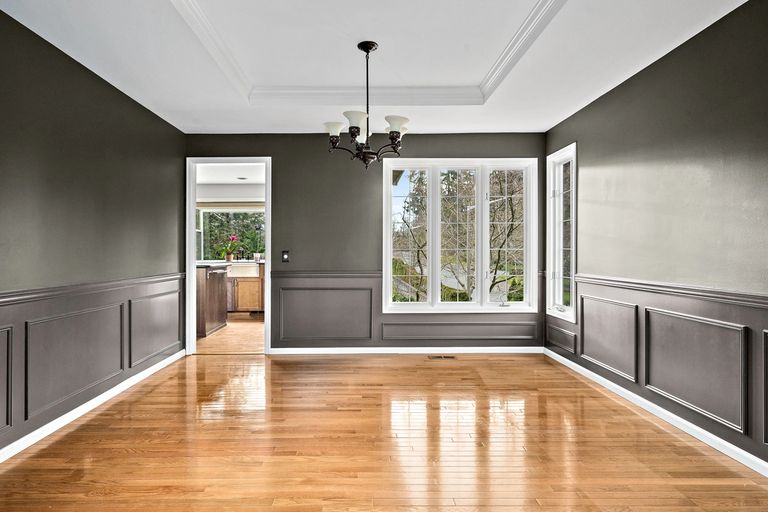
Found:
<box><xmin>185</xmin><ymin>157</ymin><xmax>272</xmax><ymax>355</ymax></box>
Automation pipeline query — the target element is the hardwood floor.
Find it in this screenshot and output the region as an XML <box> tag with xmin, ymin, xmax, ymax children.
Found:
<box><xmin>2</xmin><ymin>354</ymin><xmax>768</xmax><ymax>510</ymax></box>
<box><xmin>196</xmin><ymin>313</ymin><xmax>264</xmax><ymax>354</ymax></box>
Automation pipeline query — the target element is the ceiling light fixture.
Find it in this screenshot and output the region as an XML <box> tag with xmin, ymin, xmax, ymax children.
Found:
<box><xmin>323</xmin><ymin>41</ymin><xmax>409</xmax><ymax>169</ymax></box>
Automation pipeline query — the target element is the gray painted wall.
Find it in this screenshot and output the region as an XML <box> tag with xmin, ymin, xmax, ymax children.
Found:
<box><xmin>187</xmin><ymin>133</ymin><xmax>547</xmax><ymax>348</ymax></box>
<box><xmin>546</xmin><ymin>0</ymin><xmax>768</xmax><ymax>294</ymax></box>
<box><xmin>0</xmin><ymin>10</ymin><xmax>186</xmax><ymax>293</ymax></box>
<box><xmin>545</xmin><ymin>0</ymin><xmax>768</xmax><ymax>463</ymax></box>
<box><xmin>186</xmin><ymin>133</ymin><xmax>546</xmax><ymax>272</ymax></box>
<box><xmin>0</xmin><ymin>11</ymin><xmax>186</xmax><ymax>451</ymax></box>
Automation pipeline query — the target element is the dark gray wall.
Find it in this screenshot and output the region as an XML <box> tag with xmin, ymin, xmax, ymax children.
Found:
<box><xmin>546</xmin><ymin>0</ymin><xmax>768</xmax><ymax>294</ymax></box>
<box><xmin>0</xmin><ymin>11</ymin><xmax>186</xmax><ymax>451</ymax></box>
<box><xmin>546</xmin><ymin>0</ymin><xmax>768</xmax><ymax>463</ymax></box>
<box><xmin>0</xmin><ymin>10</ymin><xmax>186</xmax><ymax>293</ymax></box>
<box><xmin>187</xmin><ymin>133</ymin><xmax>546</xmax><ymax>271</ymax></box>
<box><xmin>187</xmin><ymin>133</ymin><xmax>547</xmax><ymax>349</ymax></box>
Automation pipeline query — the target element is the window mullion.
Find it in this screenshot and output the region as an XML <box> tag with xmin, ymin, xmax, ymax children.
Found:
<box><xmin>479</xmin><ymin>166</ymin><xmax>488</xmax><ymax>309</ymax></box>
<box><xmin>429</xmin><ymin>165</ymin><xmax>440</xmax><ymax>308</ymax></box>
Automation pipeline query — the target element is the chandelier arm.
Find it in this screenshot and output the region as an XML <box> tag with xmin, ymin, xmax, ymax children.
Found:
<box><xmin>383</xmin><ymin>149</ymin><xmax>402</xmax><ymax>158</ymax></box>
<box><xmin>375</xmin><ymin>143</ymin><xmax>399</xmax><ymax>157</ymax></box>
<box><xmin>376</xmin><ymin>145</ymin><xmax>401</xmax><ymax>159</ymax></box>
<box><xmin>329</xmin><ymin>145</ymin><xmax>356</xmax><ymax>157</ymax></box>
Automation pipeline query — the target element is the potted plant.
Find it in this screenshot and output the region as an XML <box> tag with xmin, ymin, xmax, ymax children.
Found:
<box><xmin>215</xmin><ymin>234</ymin><xmax>242</xmax><ymax>262</ymax></box>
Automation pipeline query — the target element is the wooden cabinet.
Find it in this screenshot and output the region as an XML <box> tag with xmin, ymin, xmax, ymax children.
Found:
<box><xmin>196</xmin><ymin>264</ymin><xmax>229</xmax><ymax>337</ymax></box>
<box><xmin>233</xmin><ymin>277</ymin><xmax>263</xmax><ymax>311</ymax></box>
<box><xmin>225</xmin><ymin>263</ymin><xmax>266</xmax><ymax>313</ymax></box>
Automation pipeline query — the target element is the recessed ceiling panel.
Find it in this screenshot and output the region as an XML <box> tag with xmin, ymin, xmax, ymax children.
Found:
<box><xmin>196</xmin><ymin>0</ymin><xmax>538</xmax><ymax>88</ymax></box>
<box><xmin>0</xmin><ymin>0</ymin><xmax>747</xmax><ymax>133</ymax></box>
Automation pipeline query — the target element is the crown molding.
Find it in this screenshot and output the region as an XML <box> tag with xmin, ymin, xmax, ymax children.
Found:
<box><xmin>480</xmin><ymin>0</ymin><xmax>568</xmax><ymax>99</ymax></box>
<box><xmin>168</xmin><ymin>0</ymin><xmax>252</xmax><ymax>100</ymax></box>
<box><xmin>248</xmin><ymin>86</ymin><xmax>484</xmax><ymax>106</ymax></box>
<box><xmin>170</xmin><ymin>0</ymin><xmax>567</xmax><ymax>107</ymax></box>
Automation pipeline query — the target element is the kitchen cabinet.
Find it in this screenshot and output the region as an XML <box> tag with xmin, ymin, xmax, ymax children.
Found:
<box><xmin>226</xmin><ymin>262</ymin><xmax>266</xmax><ymax>312</ymax></box>
<box><xmin>233</xmin><ymin>277</ymin><xmax>263</xmax><ymax>311</ymax></box>
<box><xmin>196</xmin><ymin>263</ymin><xmax>229</xmax><ymax>337</ymax></box>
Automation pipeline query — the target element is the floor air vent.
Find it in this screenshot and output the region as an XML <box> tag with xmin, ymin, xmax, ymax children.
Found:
<box><xmin>427</xmin><ymin>355</ymin><xmax>457</xmax><ymax>360</ymax></box>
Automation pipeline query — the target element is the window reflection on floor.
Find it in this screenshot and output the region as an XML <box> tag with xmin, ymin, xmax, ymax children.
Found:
<box><xmin>198</xmin><ymin>363</ymin><xmax>266</xmax><ymax>419</ymax></box>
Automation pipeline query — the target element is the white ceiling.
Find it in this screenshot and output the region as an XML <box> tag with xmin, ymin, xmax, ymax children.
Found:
<box><xmin>196</xmin><ymin>163</ymin><xmax>265</xmax><ymax>184</ymax></box>
<box><xmin>0</xmin><ymin>0</ymin><xmax>746</xmax><ymax>133</ymax></box>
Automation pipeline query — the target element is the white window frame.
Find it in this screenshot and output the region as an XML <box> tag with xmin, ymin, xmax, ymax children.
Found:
<box><xmin>383</xmin><ymin>158</ymin><xmax>538</xmax><ymax>314</ymax></box>
<box><xmin>546</xmin><ymin>143</ymin><xmax>577</xmax><ymax>322</ymax></box>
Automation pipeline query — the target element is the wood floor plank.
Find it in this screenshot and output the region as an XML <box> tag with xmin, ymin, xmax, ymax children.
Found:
<box><xmin>196</xmin><ymin>314</ymin><xmax>264</xmax><ymax>354</ymax></box>
<box><xmin>1</xmin><ymin>353</ymin><xmax>768</xmax><ymax>510</ymax></box>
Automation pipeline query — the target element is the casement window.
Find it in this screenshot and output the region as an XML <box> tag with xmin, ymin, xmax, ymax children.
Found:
<box><xmin>546</xmin><ymin>143</ymin><xmax>576</xmax><ymax>322</ymax></box>
<box><xmin>383</xmin><ymin>158</ymin><xmax>538</xmax><ymax>313</ymax></box>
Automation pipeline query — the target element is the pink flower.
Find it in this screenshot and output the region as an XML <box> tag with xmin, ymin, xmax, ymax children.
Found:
<box><xmin>229</xmin><ymin>234</ymin><xmax>239</xmax><ymax>241</ymax></box>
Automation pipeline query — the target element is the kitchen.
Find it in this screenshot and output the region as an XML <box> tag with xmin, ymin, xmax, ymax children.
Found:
<box><xmin>193</xmin><ymin>162</ymin><xmax>267</xmax><ymax>354</ymax></box>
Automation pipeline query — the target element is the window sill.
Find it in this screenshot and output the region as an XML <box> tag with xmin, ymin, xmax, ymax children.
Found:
<box><xmin>546</xmin><ymin>307</ymin><xmax>576</xmax><ymax>323</ymax></box>
<box><xmin>383</xmin><ymin>304</ymin><xmax>538</xmax><ymax>315</ymax></box>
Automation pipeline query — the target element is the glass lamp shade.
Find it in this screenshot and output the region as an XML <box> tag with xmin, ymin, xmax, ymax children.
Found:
<box><xmin>343</xmin><ymin>110</ymin><xmax>368</xmax><ymax>129</ymax></box>
<box><xmin>355</xmin><ymin>131</ymin><xmax>368</xmax><ymax>144</ymax></box>
<box><xmin>384</xmin><ymin>115</ymin><xmax>409</xmax><ymax>133</ymax></box>
<box><xmin>323</xmin><ymin>122</ymin><xmax>345</xmax><ymax>137</ymax></box>
<box><xmin>386</xmin><ymin>125</ymin><xmax>408</xmax><ymax>138</ymax></box>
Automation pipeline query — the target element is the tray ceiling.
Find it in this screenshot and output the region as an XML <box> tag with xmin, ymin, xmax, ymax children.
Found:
<box><xmin>0</xmin><ymin>0</ymin><xmax>746</xmax><ymax>133</ymax></box>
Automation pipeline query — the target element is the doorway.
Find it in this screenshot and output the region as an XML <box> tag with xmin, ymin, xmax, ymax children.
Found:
<box><xmin>185</xmin><ymin>157</ymin><xmax>272</xmax><ymax>355</ymax></box>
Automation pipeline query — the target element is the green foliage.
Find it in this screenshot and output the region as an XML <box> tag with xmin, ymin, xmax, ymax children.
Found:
<box><xmin>391</xmin><ymin>256</ymin><xmax>427</xmax><ymax>302</ymax></box>
<box><xmin>213</xmin><ymin>234</ymin><xmax>242</xmax><ymax>258</ymax></box>
<box><xmin>440</xmin><ymin>284</ymin><xmax>471</xmax><ymax>302</ymax></box>
<box><xmin>200</xmin><ymin>210</ymin><xmax>265</xmax><ymax>260</ymax></box>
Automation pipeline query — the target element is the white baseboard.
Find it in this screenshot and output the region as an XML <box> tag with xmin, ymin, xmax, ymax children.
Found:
<box><xmin>268</xmin><ymin>346</ymin><xmax>545</xmax><ymax>355</ymax></box>
<box><xmin>544</xmin><ymin>348</ymin><xmax>768</xmax><ymax>478</ymax></box>
<box><xmin>0</xmin><ymin>349</ymin><xmax>186</xmax><ymax>464</ymax></box>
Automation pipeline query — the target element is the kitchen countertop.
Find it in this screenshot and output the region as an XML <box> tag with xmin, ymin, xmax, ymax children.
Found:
<box><xmin>197</xmin><ymin>260</ymin><xmax>265</xmax><ymax>265</ymax></box>
<box><xmin>196</xmin><ymin>262</ymin><xmax>232</xmax><ymax>269</ymax></box>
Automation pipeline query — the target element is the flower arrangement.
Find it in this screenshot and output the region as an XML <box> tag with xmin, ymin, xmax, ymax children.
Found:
<box><xmin>215</xmin><ymin>234</ymin><xmax>242</xmax><ymax>260</ymax></box>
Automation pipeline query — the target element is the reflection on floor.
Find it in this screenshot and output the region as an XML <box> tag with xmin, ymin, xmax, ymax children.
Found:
<box><xmin>197</xmin><ymin>312</ymin><xmax>264</xmax><ymax>354</ymax></box>
<box><xmin>2</xmin><ymin>354</ymin><xmax>768</xmax><ymax>510</ymax></box>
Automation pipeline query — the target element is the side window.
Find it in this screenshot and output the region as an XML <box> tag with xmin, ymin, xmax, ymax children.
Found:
<box><xmin>546</xmin><ymin>143</ymin><xmax>576</xmax><ymax>321</ymax></box>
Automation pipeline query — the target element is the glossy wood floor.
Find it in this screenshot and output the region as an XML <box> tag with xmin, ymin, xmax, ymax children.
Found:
<box><xmin>196</xmin><ymin>313</ymin><xmax>264</xmax><ymax>354</ymax></box>
<box><xmin>2</xmin><ymin>354</ymin><xmax>768</xmax><ymax>511</ymax></box>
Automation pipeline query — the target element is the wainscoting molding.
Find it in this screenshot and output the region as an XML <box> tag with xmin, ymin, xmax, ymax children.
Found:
<box><xmin>0</xmin><ymin>273</ymin><xmax>184</xmax><ymax>451</ymax></box>
<box><xmin>129</xmin><ymin>290</ymin><xmax>183</xmax><ymax>367</ymax></box>
<box><xmin>550</xmin><ymin>274</ymin><xmax>768</xmax><ymax>466</ymax></box>
<box><xmin>764</xmin><ymin>330</ymin><xmax>768</xmax><ymax>444</ymax></box>
<box><xmin>579</xmin><ymin>294</ymin><xmax>638</xmax><ymax>382</ymax></box>
<box><xmin>0</xmin><ymin>327</ymin><xmax>10</xmax><ymax>433</ymax></box>
<box><xmin>24</xmin><ymin>303</ymin><xmax>125</xmax><ymax>420</ymax></box>
<box><xmin>278</xmin><ymin>287</ymin><xmax>373</xmax><ymax>341</ymax></box>
<box><xmin>546</xmin><ymin>323</ymin><xmax>576</xmax><ymax>353</ymax></box>
<box><xmin>645</xmin><ymin>307</ymin><xmax>747</xmax><ymax>433</ymax></box>
<box><xmin>576</xmin><ymin>274</ymin><xmax>768</xmax><ymax>309</ymax></box>
<box><xmin>271</xmin><ymin>271</ymin><xmax>543</xmax><ymax>349</ymax></box>
<box><xmin>382</xmin><ymin>321</ymin><xmax>537</xmax><ymax>341</ymax></box>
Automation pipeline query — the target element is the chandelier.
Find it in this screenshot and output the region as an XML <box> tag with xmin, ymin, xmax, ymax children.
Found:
<box><xmin>323</xmin><ymin>41</ymin><xmax>409</xmax><ymax>169</ymax></box>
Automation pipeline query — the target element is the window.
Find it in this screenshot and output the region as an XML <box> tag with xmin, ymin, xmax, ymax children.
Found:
<box><xmin>546</xmin><ymin>143</ymin><xmax>576</xmax><ymax>321</ymax></box>
<box><xmin>384</xmin><ymin>158</ymin><xmax>538</xmax><ymax>313</ymax></box>
<box><xmin>196</xmin><ymin>208</ymin><xmax>265</xmax><ymax>260</ymax></box>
